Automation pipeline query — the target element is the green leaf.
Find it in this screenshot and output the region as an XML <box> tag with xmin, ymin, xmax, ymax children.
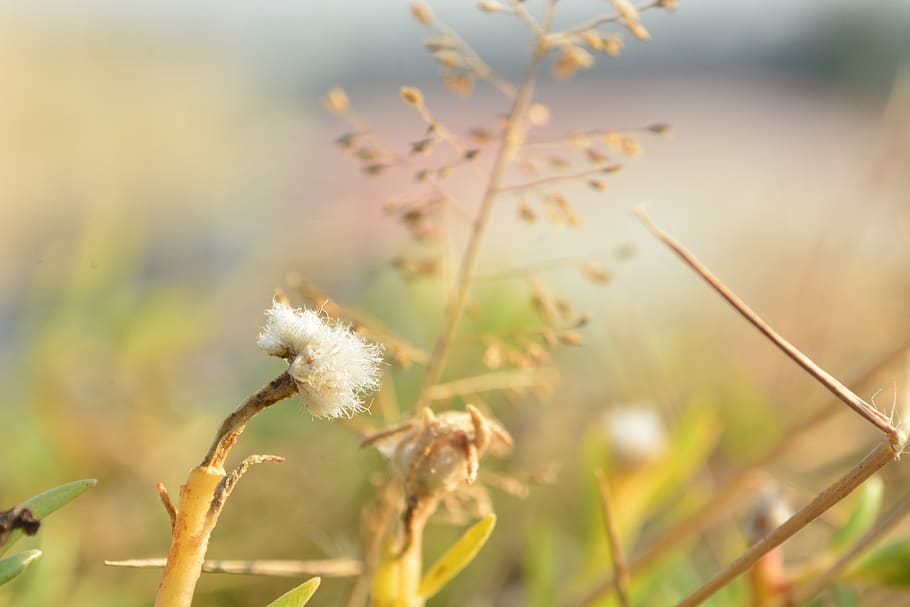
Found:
<box><xmin>830</xmin><ymin>476</ymin><xmax>883</xmax><ymax>551</ymax></box>
<box><xmin>0</xmin><ymin>479</ymin><xmax>97</xmax><ymax>556</ymax></box>
<box><xmin>830</xmin><ymin>583</ymin><xmax>860</xmax><ymax>607</ymax></box>
<box><xmin>418</xmin><ymin>514</ymin><xmax>496</xmax><ymax>599</ymax></box>
<box><xmin>264</xmin><ymin>576</ymin><xmax>321</xmax><ymax>607</ymax></box>
<box><xmin>0</xmin><ymin>550</ymin><xmax>42</xmax><ymax>585</ymax></box>
<box><xmin>847</xmin><ymin>535</ymin><xmax>910</xmax><ymax>586</ymax></box>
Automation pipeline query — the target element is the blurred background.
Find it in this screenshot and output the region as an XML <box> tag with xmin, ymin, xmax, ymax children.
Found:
<box><xmin>1</xmin><ymin>0</ymin><xmax>909</xmax><ymax>605</ymax></box>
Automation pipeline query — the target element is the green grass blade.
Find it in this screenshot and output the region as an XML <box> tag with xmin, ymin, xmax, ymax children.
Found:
<box><xmin>418</xmin><ymin>514</ymin><xmax>496</xmax><ymax>600</ymax></box>
<box><xmin>830</xmin><ymin>476</ymin><xmax>883</xmax><ymax>551</ymax></box>
<box><xmin>0</xmin><ymin>550</ymin><xmax>43</xmax><ymax>585</ymax></box>
<box><xmin>370</xmin><ymin>538</ymin><xmax>398</xmax><ymax>607</ymax></box>
<box><xmin>1</xmin><ymin>479</ymin><xmax>97</xmax><ymax>556</ymax></box>
<box><xmin>264</xmin><ymin>576</ymin><xmax>321</xmax><ymax>607</ymax></box>
<box><xmin>847</xmin><ymin>535</ymin><xmax>910</xmax><ymax>587</ymax></box>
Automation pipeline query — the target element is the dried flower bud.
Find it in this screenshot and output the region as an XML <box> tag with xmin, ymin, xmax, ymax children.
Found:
<box><xmin>580</xmin><ymin>262</ymin><xmax>611</xmax><ymax>284</ymax></box>
<box><xmin>647</xmin><ymin>122</ymin><xmax>673</xmax><ymax>136</ymax></box>
<box><xmin>444</xmin><ymin>72</ymin><xmax>475</xmax><ymax>96</ymax></box>
<box><xmin>517</xmin><ymin>200</ymin><xmax>537</xmax><ymax>222</ymax></box>
<box><xmin>627</xmin><ymin>21</ymin><xmax>651</xmax><ymax>41</ymax></box>
<box><xmin>258</xmin><ymin>301</ymin><xmax>383</xmax><ymax>418</ymax></box>
<box><xmin>587</xmin><ymin>148</ymin><xmax>608</xmax><ymax>164</ymax></box>
<box><xmin>373</xmin><ymin>406</ymin><xmax>512</xmax><ymax>499</ymax></box>
<box><xmin>527</xmin><ymin>103</ymin><xmax>551</xmax><ymax>126</ymax></box>
<box><xmin>657</xmin><ymin>0</ymin><xmax>678</xmax><ymax>11</ymax></box>
<box><xmin>478</xmin><ymin>1</ymin><xmax>507</xmax><ymax>13</ymax></box>
<box><xmin>400</xmin><ymin>86</ymin><xmax>425</xmax><ymax>106</ymax></box>
<box><xmin>410</xmin><ymin>138</ymin><xmax>434</xmax><ymax>155</ymax></box>
<box><xmin>335</xmin><ymin>133</ymin><xmax>358</xmax><ymax>149</ymax></box>
<box><xmin>553</xmin><ymin>45</ymin><xmax>595</xmax><ymax>79</ymax></box>
<box><xmin>580</xmin><ymin>31</ymin><xmax>604</xmax><ymax>51</ymax></box>
<box><xmin>588</xmin><ymin>179</ymin><xmax>607</xmax><ymax>191</ymax></box>
<box><xmin>433</xmin><ymin>50</ymin><xmax>463</xmax><ymax>69</ymax></box>
<box><xmin>410</xmin><ymin>2</ymin><xmax>434</xmax><ymax>25</ymax></box>
<box><xmin>558</xmin><ymin>331</ymin><xmax>584</xmax><ymax>346</ymax></box>
<box><xmin>469</xmin><ymin>128</ymin><xmax>494</xmax><ymax>144</ymax></box>
<box><xmin>483</xmin><ymin>343</ymin><xmax>503</xmax><ymax>369</ymax></box>
<box><xmin>620</xmin><ymin>136</ymin><xmax>642</xmax><ymax>157</ymax></box>
<box><xmin>603</xmin><ymin>35</ymin><xmax>624</xmax><ymax>57</ymax></box>
<box><xmin>611</xmin><ymin>0</ymin><xmax>640</xmax><ymax>22</ymax></box>
<box><xmin>324</xmin><ymin>87</ymin><xmax>350</xmax><ymax>114</ymax></box>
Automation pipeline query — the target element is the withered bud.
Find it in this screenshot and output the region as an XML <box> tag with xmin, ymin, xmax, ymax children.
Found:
<box><xmin>611</xmin><ymin>0</ymin><xmax>640</xmax><ymax>22</ymax></box>
<box><xmin>627</xmin><ymin>21</ymin><xmax>651</xmax><ymax>41</ymax></box>
<box><xmin>558</xmin><ymin>331</ymin><xmax>584</xmax><ymax>346</ymax></box>
<box><xmin>464</xmin><ymin>149</ymin><xmax>480</xmax><ymax>160</ymax></box>
<box><xmin>527</xmin><ymin>103</ymin><xmax>551</xmax><ymax>126</ymax></box>
<box><xmin>433</xmin><ymin>50</ymin><xmax>463</xmax><ymax>69</ymax></box>
<box><xmin>400</xmin><ymin>86</ymin><xmax>425</xmax><ymax>106</ymax></box>
<box><xmin>587</xmin><ymin>148</ymin><xmax>608</xmax><ymax>164</ymax></box>
<box><xmin>372</xmin><ymin>406</ymin><xmax>512</xmax><ymax>500</ymax></box>
<box><xmin>548</xmin><ymin>155</ymin><xmax>570</xmax><ymax>169</ymax></box>
<box><xmin>657</xmin><ymin>0</ymin><xmax>678</xmax><ymax>11</ymax></box>
<box><xmin>410</xmin><ymin>138</ymin><xmax>434</xmax><ymax>155</ymax></box>
<box><xmin>518</xmin><ymin>200</ymin><xmax>537</xmax><ymax>222</ymax></box>
<box><xmin>363</xmin><ymin>163</ymin><xmax>388</xmax><ymax>176</ymax></box>
<box><xmin>436</xmin><ymin>165</ymin><xmax>454</xmax><ymax>179</ymax></box>
<box><xmin>355</xmin><ymin>147</ymin><xmax>381</xmax><ymax>161</ymax></box>
<box><xmin>604</xmin><ymin>35</ymin><xmax>624</xmax><ymax>57</ymax></box>
<box><xmin>478</xmin><ymin>1</ymin><xmax>508</xmax><ymax>13</ymax></box>
<box><xmin>580</xmin><ymin>31</ymin><xmax>604</xmax><ymax>51</ymax></box>
<box><xmin>647</xmin><ymin>122</ymin><xmax>673</xmax><ymax>136</ymax></box>
<box><xmin>469</xmin><ymin>128</ymin><xmax>494</xmax><ymax>144</ymax></box>
<box><xmin>414</xmin><ymin>169</ymin><xmax>429</xmax><ymax>182</ymax></box>
<box><xmin>483</xmin><ymin>343</ymin><xmax>504</xmax><ymax>369</ymax></box>
<box><xmin>410</xmin><ymin>2</ymin><xmax>434</xmax><ymax>25</ymax></box>
<box><xmin>620</xmin><ymin>136</ymin><xmax>642</xmax><ymax>157</ymax></box>
<box><xmin>553</xmin><ymin>45</ymin><xmax>595</xmax><ymax>79</ymax></box>
<box><xmin>580</xmin><ymin>263</ymin><xmax>611</xmax><ymax>284</ymax></box>
<box><xmin>588</xmin><ymin>179</ymin><xmax>608</xmax><ymax>191</ymax></box>
<box><xmin>335</xmin><ymin>133</ymin><xmax>358</xmax><ymax>149</ymax></box>
<box><xmin>324</xmin><ymin>87</ymin><xmax>350</xmax><ymax>114</ymax></box>
<box><xmin>444</xmin><ymin>72</ymin><xmax>475</xmax><ymax>97</ymax></box>
<box><xmin>745</xmin><ymin>486</ymin><xmax>792</xmax><ymax>543</ymax></box>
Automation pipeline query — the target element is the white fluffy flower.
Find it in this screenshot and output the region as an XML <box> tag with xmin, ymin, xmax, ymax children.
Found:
<box><xmin>258</xmin><ymin>301</ymin><xmax>383</xmax><ymax>418</ymax></box>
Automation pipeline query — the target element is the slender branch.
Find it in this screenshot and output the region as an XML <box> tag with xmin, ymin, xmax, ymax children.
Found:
<box><xmin>106</xmin><ymin>557</ymin><xmax>362</xmax><ymax>577</ymax></box>
<box><xmin>548</xmin><ymin>0</ymin><xmax>661</xmax><ymax>43</ymax></box>
<box><xmin>676</xmin><ymin>439</ymin><xmax>899</xmax><ymax>607</ymax></box>
<box><xmin>524</xmin><ymin>124</ymin><xmax>671</xmax><ymax>148</ymax></box>
<box><xmin>156</xmin><ymin>482</ymin><xmax>177</xmax><ymax>530</ymax></box>
<box><xmin>414</xmin><ymin>35</ymin><xmax>551</xmax><ymax>411</ymax></box>
<box><xmin>785</xmin><ymin>488</ymin><xmax>910</xmax><ymax>606</ymax></box>
<box><xmin>635</xmin><ymin>208</ymin><xmax>901</xmax><ymax>447</ymax></box>
<box><xmin>498</xmin><ymin>163</ymin><xmax>622</xmax><ymax>193</ymax></box>
<box><xmin>425</xmin><ymin>367</ymin><xmax>559</xmax><ymax>401</ymax></box>
<box><xmin>594</xmin><ymin>470</ymin><xmax>631</xmax><ymax>607</ymax></box>
<box><xmin>201</xmin><ymin>372</ymin><xmax>297</xmax><ymax>469</ymax></box>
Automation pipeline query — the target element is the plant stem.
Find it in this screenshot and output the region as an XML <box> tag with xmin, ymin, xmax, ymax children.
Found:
<box><xmin>594</xmin><ymin>470</ymin><xmax>630</xmax><ymax>607</ymax></box>
<box><xmin>397</xmin><ymin>497</ymin><xmax>439</xmax><ymax>607</ymax></box>
<box><xmin>154</xmin><ymin>372</ymin><xmax>297</xmax><ymax>607</ymax></box>
<box><xmin>414</xmin><ymin>35</ymin><xmax>550</xmax><ymax>412</ymax></box>
<box><xmin>675</xmin><ymin>439</ymin><xmax>899</xmax><ymax>607</ymax></box>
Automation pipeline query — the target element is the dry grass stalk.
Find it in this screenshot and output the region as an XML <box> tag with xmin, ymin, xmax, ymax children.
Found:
<box><xmin>634</xmin><ymin>208</ymin><xmax>900</xmax><ymax>448</ymax></box>
<box><xmin>106</xmin><ymin>557</ymin><xmax>362</xmax><ymax>577</ymax></box>
<box><xmin>594</xmin><ymin>469</ymin><xmax>631</xmax><ymax>607</ymax></box>
<box><xmin>634</xmin><ymin>209</ymin><xmax>907</xmax><ymax>606</ymax></box>
<box><xmin>783</xmin><ymin>488</ymin><xmax>910</xmax><ymax>605</ymax></box>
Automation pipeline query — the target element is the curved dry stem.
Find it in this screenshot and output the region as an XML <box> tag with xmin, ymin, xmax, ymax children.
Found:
<box><xmin>201</xmin><ymin>372</ymin><xmax>297</xmax><ymax>469</ymax></box>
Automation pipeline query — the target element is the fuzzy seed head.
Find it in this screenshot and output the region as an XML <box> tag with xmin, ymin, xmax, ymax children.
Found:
<box><xmin>258</xmin><ymin>301</ymin><xmax>383</xmax><ymax>419</ymax></box>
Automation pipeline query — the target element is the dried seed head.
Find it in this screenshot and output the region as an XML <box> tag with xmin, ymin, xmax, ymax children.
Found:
<box><xmin>647</xmin><ymin>122</ymin><xmax>673</xmax><ymax>136</ymax></box>
<box><xmin>373</xmin><ymin>406</ymin><xmax>513</xmax><ymax>500</ymax></box>
<box><xmin>400</xmin><ymin>86</ymin><xmax>425</xmax><ymax>107</ymax></box>
<box><xmin>604</xmin><ymin>35</ymin><xmax>624</xmax><ymax>57</ymax></box>
<box><xmin>553</xmin><ymin>45</ymin><xmax>595</xmax><ymax>79</ymax></box>
<box><xmin>258</xmin><ymin>301</ymin><xmax>383</xmax><ymax>418</ymax></box>
<box><xmin>620</xmin><ymin>135</ymin><xmax>642</xmax><ymax>157</ymax></box>
<box><xmin>483</xmin><ymin>343</ymin><xmax>504</xmax><ymax>369</ymax></box>
<box><xmin>580</xmin><ymin>31</ymin><xmax>604</xmax><ymax>51</ymax></box>
<box><xmin>478</xmin><ymin>1</ymin><xmax>507</xmax><ymax>13</ymax></box>
<box><xmin>657</xmin><ymin>0</ymin><xmax>678</xmax><ymax>11</ymax></box>
<box><xmin>445</xmin><ymin>72</ymin><xmax>475</xmax><ymax>96</ymax></box>
<box><xmin>433</xmin><ymin>50</ymin><xmax>463</xmax><ymax>69</ymax></box>
<box><xmin>611</xmin><ymin>0</ymin><xmax>640</xmax><ymax>22</ymax></box>
<box><xmin>580</xmin><ymin>262</ymin><xmax>611</xmax><ymax>284</ymax></box>
<box><xmin>558</xmin><ymin>331</ymin><xmax>584</xmax><ymax>346</ymax></box>
<box><xmin>410</xmin><ymin>2</ymin><xmax>434</xmax><ymax>25</ymax></box>
<box><xmin>517</xmin><ymin>200</ymin><xmax>537</xmax><ymax>222</ymax></box>
<box><xmin>324</xmin><ymin>87</ymin><xmax>350</xmax><ymax>114</ymax></box>
<box><xmin>627</xmin><ymin>21</ymin><xmax>651</xmax><ymax>41</ymax></box>
<box><xmin>588</xmin><ymin>179</ymin><xmax>607</xmax><ymax>191</ymax></box>
<box><xmin>527</xmin><ymin>103</ymin><xmax>551</xmax><ymax>126</ymax></box>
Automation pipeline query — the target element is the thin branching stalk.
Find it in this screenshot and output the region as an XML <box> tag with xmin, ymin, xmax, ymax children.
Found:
<box><xmin>594</xmin><ymin>470</ymin><xmax>631</xmax><ymax>607</ymax></box>
<box><xmin>414</xmin><ymin>31</ymin><xmax>552</xmax><ymax>411</ymax></box>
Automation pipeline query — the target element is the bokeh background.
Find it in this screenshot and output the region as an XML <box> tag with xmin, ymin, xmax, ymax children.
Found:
<box><xmin>1</xmin><ymin>1</ymin><xmax>909</xmax><ymax>605</ymax></box>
